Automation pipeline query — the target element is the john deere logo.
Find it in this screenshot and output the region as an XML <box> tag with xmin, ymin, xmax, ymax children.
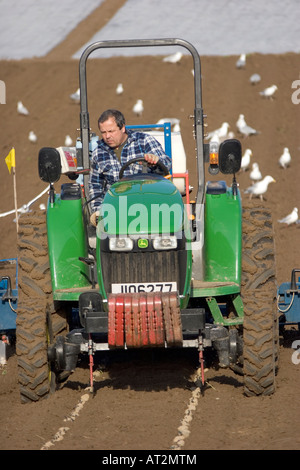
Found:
<box><xmin>138</xmin><ymin>238</ymin><xmax>148</xmax><ymax>249</ymax></box>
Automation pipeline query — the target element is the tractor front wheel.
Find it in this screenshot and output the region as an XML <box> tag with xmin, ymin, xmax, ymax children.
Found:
<box><xmin>16</xmin><ymin>210</ymin><xmax>68</xmax><ymax>403</ymax></box>
<box><xmin>241</xmin><ymin>201</ymin><xmax>278</xmax><ymax>396</ymax></box>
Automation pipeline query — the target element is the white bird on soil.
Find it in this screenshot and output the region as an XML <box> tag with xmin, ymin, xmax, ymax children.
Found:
<box><xmin>250</xmin><ymin>162</ymin><xmax>262</xmax><ymax>183</ymax></box>
<box><xmin>278</xmin><ymin>147</ymin><xmax>291</xmax><ymax>168</ymax></box>
<box><xmin>65</xmin><ymin>135</ymin><xmax>73</xmax><ymax>146</ymax></box>
<box><xmin>236</xmin><ymin>54</ymin><xmax>246</xmax><ymax>69</ymax></box>
<box><xmin>28</xmin><ymin>131</ymin><xmax>37</xmax><ymax>143</ymax></box>
<box><xmin>70</xmin><ymin>88</ymin><xmax>80</xmax><ymax>102</ymax></box>
<box><xmin>236</xmin><ymin>114</ymin><xmax>259</xmax><ymax>137</ymax></box>
<box><xmin>236</xmin><ymin>114</ymin><xmax>245</xmax><ymax>129</ymax></box>
<box><xmin>163</xmin><ymin>52</ymin><xmax>182</xmax><ymax>64</ymax></box>
<box><xmin>132</xmin><ymin>99</ymin><xmax>144</xmax><ymax>116</ymax></box>
<box><xmin>249</xmin><ymin>73</ymin><xmax>261</xmax><ymax>85</ymax></box>
<box><xmin>259</xmin><ymin>84</ymin><xmax>278</xmax><ymax>99</ymax></box>
<box><xmin>17</xmin><ymin>101</ymin><xmax>29</xmax><ymax>115</ymax></box>
<box><xmin>241</xmin><ymin>149</ymin><xmax>252</xmax><ymax>171</ymax></box>
<box><xmin>206</xmin><ymin>122</ymin><xmax>230</xmax><ymax>141</ymax></box>
<box><xmin>278</xmin><ymin>207</ymin><xmax>298</xmax><ymax>226</ymax></box>
<box><xmin>244</xmin><ymin>175</ymin><xmax>275</xmax><ymax>200</ymax></box>
<box><xmin>116</xmin><ymin>83</ymin><xmax>124</xmax><ymax>95</ymax></box>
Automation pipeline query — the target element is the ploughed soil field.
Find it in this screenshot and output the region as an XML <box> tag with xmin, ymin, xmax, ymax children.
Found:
<box><xmin>0</xmin><ymin>0</ymin><xmax>300</xmax><ymax>452</ymax></box>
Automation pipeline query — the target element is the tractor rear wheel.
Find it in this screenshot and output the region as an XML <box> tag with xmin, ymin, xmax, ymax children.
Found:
<box><xmin>241</xmin><ymin>200</ymin><xmax>278</xmax><ymax>396</ymax></box>
<box><xmin>16</xmin><ymin>210</ymin><xmax>69</xmax><ymax>403</ymax></box>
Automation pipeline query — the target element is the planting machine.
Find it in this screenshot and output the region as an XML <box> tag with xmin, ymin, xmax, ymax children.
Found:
<box><xmin>16</xmin><ymin>38</ymin><xmax>278</xmax><ymax>403</ymax></box>
<box><xmin>0</xmin><ymin>258</ymin><xmax>17</xmax><ymax>364</ymax></box>
<box><xmin>277</xmin><ymin>269</ymin><xmax>300</xmax><ymax>332</ymax></box>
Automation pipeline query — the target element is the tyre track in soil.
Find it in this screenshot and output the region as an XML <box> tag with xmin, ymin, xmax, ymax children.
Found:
<box><xmin>39</xmin><ymin>352</ymin><xmax>203</xmax><ymax>451</ymax></box>
<box><xmin>38</xmin><ymin>348</ymin><xmax>205</xmax><ymax>451</ymax></box>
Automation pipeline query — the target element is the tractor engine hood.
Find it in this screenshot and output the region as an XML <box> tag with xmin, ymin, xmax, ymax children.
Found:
<box><xmin>98</xmin><ymin>177</ymin><xmax>185</xmax><ymax>236</ymax></box>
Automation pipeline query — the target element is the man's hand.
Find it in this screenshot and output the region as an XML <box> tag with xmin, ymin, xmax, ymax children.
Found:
<box><xmin>144</xmin><ymin>153</ymin><xmax>159</xmax><ymax>165</ymax></box>
<box><xmin>90</xmin><ymin>211</ymin><xmax>99</xmax><ymax>227</ymax></box>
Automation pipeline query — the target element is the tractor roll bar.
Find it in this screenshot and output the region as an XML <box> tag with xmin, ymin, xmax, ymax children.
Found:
<box><xmin>78</xmin><ymin>38</ymin><xmax>205</xmax><ymax>204</ymax></box>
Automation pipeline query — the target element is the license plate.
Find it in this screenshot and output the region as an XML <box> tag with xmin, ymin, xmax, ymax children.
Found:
<box><xmin>111</xmin><ymin>282</ymin><xmax>177</xmax><ymax>294</ymax></box>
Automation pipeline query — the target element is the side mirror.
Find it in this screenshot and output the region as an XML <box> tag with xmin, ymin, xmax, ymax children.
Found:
<box><xmin>38</xmin><ymin>147</ymin><xmax>61</xmax><ymax>183</ymax></box>
<box><xmin>219</xmin><ymin>139</ymin><xmax>241</xmax><ymax>174</ymax></box>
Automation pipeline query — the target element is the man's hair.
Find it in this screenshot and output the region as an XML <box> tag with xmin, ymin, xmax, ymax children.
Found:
<box><xmin>98</xmin><ymin>109</ymin><xmax>125</xmax><ymax>129</ymax></box>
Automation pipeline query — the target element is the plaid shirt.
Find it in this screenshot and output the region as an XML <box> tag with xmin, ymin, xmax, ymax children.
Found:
<box><xmin>88</xmin><ymin>130</ymin><xmax>172</xmax><ymax>213</ymax></box>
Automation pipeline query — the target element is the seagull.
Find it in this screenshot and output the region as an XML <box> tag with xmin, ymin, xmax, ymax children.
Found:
<box><xmin>70</xmin><ymin>88</ymin><xmax>80</xmax><ymax>102</ymax></box>
<box><xmin>236</xmin><ymin>114</ymin><xmax>259</xmax><ymax>137</ymax></box>
<box><xmin>17</xmin><ymin>101</ymin><xmax>29</xmax><ymax>115</ymax></box>
<box><xmin>249</xmin><ymin>73</ymin><xmax>261</xmax><ymax>85</ymax></box>
<box><xmin>250</xmin><ymin>162</ymin><xmax>262</xmax><ymax>183</ymax></box>
<box><xmin>244</xmin><ymin>175</ymin><xmax>276</xmax><ymax>200</ymax></box>
<box><xmin>278</xmin><ymin>207</ymin><xmax>298</xmax><ymax>226</ymax></box>
<box><xmin>278</xmin><ymin>147</ymin><xmax>291</xmax><ymax>168</ymax></box>
<box><xmin>236</xmin><ymin>54</ymin><xmax>246</xmax><ymax>69</ymax></box>
<box><xmin>241</xmin><ymin>149</ymin><xmax>252</xmax><ymax>171</ymax></box>
<box><xmin>65</xmin><ymin>135</ymin><xmax>73</xmax><ymax>146</ymax></box>
<box><xmin>132</xmin><ymin>99</ymin><xmax>144</xmax><ymax>116</ymax></box>
<box><xmin>259</xmin><ymin>84</ymin><xmax>278</xmax><ymax>99</ymax></box>
<box><xmin>163</xmin><ymin>52</ymin><xmax>183</xmax><ymax>64</ymax></box>
<box><xmin>28</xmin><ymin>131</ymin><xmax>37</xmax><ymax>143</ymax></box>
<box><xmin>206</xmin><ymin>122</ymin><xmax>230</xmax><ymax>141</ymax></box>
<box><xmin>236</xmin><ymin>114</ymin><xmax>245</xmax><ymax>129</ymax></box>
<box><xmin>116</xmin><ymin>83</ymin><xmax>124</xmax><ymax>95</ymax></box>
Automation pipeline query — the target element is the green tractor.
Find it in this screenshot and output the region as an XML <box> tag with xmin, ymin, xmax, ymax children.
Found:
<box><xmin>16</xmin><ymin>39</ymin><xmax>278</xmax><ymax>403</ymax></box>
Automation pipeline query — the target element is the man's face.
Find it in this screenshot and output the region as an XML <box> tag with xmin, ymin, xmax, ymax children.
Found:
<box><xmin>99</xmin><ymin>117</ymin><xmax>126</xmax><ymax>148</ymax></box>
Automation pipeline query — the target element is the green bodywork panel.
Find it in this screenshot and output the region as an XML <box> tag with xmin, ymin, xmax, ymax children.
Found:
<box><xmin>98</xmin><ymin>177</ymin><xmax>184</xmax><ymax>235</ymax></box>
<box><xmin>47</xmin><ymin>194</ymin><xmax>90</xmax><ymax>300</ymax></box>
<box><xmin>204</xmin><ymin>183</ymin><xmax>242</xmax><ymax>286</ymax></box>
<box><xmin>191</xmin><ymin>182</ymin><xmax>244</xmax><ymax>326</ymax></box>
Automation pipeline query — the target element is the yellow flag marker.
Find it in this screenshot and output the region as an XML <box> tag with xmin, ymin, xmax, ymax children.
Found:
<box><xmin>4</xmin><ymin>147</ymin><xmax>18</xmax><ymax>232</ymax></box>
<box><xmin>5</xmin><ymin>147</ymin><xmax>15</xmax><ymax>174</ymax></box>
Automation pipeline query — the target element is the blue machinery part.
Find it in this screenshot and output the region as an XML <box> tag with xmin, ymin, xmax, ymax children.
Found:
<box><xmin>0</xmin><ymin>258</ymin><xmax>18</xmax><ymax>364</ymax></box>
<box><xmin>277</xmin><ymin>268</ymin><xmax>300</xmax><ymax>328</ymax></box>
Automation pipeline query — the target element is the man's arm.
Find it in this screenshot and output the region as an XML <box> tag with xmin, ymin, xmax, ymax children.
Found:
<box><xmin>143</xmin><ymin>134</ymin><xmax>172</xmax><ymax>171</ymax></box>
<box><xmin>89</xmin><ymin>171</ymin><xmax>106</xmax><ymax>214</ymax></box>
<box><xmin>88</xmin><ymin>156</ymin><xmax>108</xmax><ymax>214</ymax></box>
<box><xmin>88</xmin><ymin>146</ymin><xmax>119</xmax><ymax>214</ymax></box>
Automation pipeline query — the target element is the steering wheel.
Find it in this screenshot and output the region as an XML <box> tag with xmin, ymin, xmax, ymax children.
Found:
<box><xmin>119</xmin><ymin>156</ymin><xmax>169</xmax><ymax>179</ymax></box>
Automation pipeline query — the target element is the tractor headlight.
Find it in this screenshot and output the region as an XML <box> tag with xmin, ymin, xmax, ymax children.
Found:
<box><xmin>153</xmin><ymin>235</ymin><xmax>177</xmax><ymax>250</ymax></box>
<box><xmin>109</xmin><ymin>237</ymin><xmax>133</xmax><ymax>251</ymax></box>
